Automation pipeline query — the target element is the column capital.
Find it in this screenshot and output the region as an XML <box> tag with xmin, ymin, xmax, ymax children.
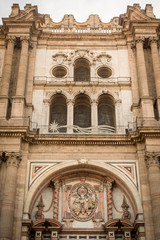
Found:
<box><xmin>6</xmin><ymin>152</ymin><xmax>22</xmax><ymax>168</ymax></box>
<box><xmin>5</xmin><ymin>36</ymin><xmax>16</xmax><ymax>47</ymax></box>
<box><xmin>135</xmin><ymin>36</ymin><xmax>145</xmax><ymax>44</ymax></box>
<box><xmin>6</xmin><ymin>36</ymin><xmax>16</xmax><ymax>43</ymax></box>
<box><xmin>20</xmin><ymin>36</ymin><xmax>30</xmax><ymax>43</ymax></box>
<box><xmin>91</xmin><ymin>99</ymin><xmax>98</xmax><ymax>105</ymax></box>
<box><xmin>67</xmin><ymin>99</ymin><xmax>75</xmax><ymax>105</ymax></box>
<box><xmin>145</xmin><ymin>152</ymin><xmax>160</xmax><ymax>168</ymax></box>
<box><xmin>149</xmin><ymin>36</ymin><xmax>159</xmax><ymax>44</ymax></box>
<box><xmin>54</xmin><ymin>180</ymin><xmax>61</xmax><ymax>190</ymax></box>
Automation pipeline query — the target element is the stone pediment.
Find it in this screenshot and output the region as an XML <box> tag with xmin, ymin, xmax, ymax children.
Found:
<box><xmin>33</xmin><ymin>219</ymin><xmax>62</xmax><ymax>229</ymax></box>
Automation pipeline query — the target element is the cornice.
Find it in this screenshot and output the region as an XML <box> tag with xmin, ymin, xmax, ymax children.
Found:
<box><xmin>0</xmin><ymin>126</ymin><xmax>160</xmax><ymax>145</ymax></box>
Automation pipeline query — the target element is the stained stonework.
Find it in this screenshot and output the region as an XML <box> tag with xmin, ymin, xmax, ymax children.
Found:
<box><xmin>0</xmin><ymin>3</ymin><xmax>160</xmax><ymax>240</ymax></box>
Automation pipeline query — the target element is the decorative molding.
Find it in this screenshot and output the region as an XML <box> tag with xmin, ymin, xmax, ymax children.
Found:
<box><xmin>28</xmin><ymin>162</ymin><xmax>61</xmax><ymax>188</ymax></box>
<box><xmin>107</xmin><ymin>163</ymin><xmax>138</xmax><ymax>189</ymax></box>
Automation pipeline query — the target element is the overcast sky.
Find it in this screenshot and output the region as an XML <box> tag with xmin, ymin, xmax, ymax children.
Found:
<box><xmin>0</xmin><ymin>0</ymin><xmax>160</xmax><ymax>24</ymax></box>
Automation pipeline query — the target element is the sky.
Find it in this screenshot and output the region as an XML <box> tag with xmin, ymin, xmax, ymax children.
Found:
<box><xmin>0</xmin><ymin>0</ymin><xmax>160</xmax><ymax>24</ymax></box>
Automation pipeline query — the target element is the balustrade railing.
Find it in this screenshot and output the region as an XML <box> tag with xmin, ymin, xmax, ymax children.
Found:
<box><xmin>29</xmin><ymin>118</ymin><xmax>160</xmax><ymax>135</ymax></box>
<box><xmin>41</xmin><ymin>26</ymin><xmax>122</xmax><ymax>34</ymax></box>
<box><xmin>33</xmin><ymin>76</ymin><xmax>131</xmax><ymax>85</ymax></box>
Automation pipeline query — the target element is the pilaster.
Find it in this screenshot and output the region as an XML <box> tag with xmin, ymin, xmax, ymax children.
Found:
<box><xmin>149</xmin><ymin>36</ymin><xmax>160</xmax><ymax>117</ymax></box>
<box><xmin>67</xmin><ymin>99</ymin><xmax>74</xmax><ymax>133</ymax></box>
<box><xmin>0</xmin><ymin>152</ymin><xmax>21</xmax><ymax>240</ymax></box>
<box><xmin>145</xmin><ymin>152</ymin><xmax>160</xmax><ymax>239</ymax></box>
<box><xmin>135</xmin><ymin>36</ymin><xmax>154</xmax><ymax>118</ymax></box>
<box><xmin>136</xmin><ymin>144</ymin><xmax>155</xmax><ymax>240</ymax></box>
<box><xmin>91</xmin><ymin>100</ymin><xmax>98</xmax><ymax>128</ymax></box>
<box><xmin>0</xmin><ymin>37</ymin><xmax>15</xmax><ymax>118</ymax></box>
<box><xmin>11</xmin><ymin>37</ymin><xmax>29</xmax><ymax>118</ymax></box>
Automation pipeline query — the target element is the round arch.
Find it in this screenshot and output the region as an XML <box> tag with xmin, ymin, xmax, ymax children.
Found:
<box><xmin>24</xmin><ymin>161</ymin><xmax>142</xmax><ymax>219</ymax></box>
<box><xmin>74</xmin><ymin>58</ymin><xmax>90</xmax><ymax>82</ymax></box>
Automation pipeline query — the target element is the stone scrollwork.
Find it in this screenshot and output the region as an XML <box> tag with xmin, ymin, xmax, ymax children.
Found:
<box><xmin>52</xmin><ymin>52</ymin><xmax>68</xmax><ymax>65</ymax></box>
<box><xmin>96</xmin><ymin>53</ymin><xmax>112</xmax><ymax>65</ymax></box>
<box><xmin>145</xmin><ymin>152</ymin><xmax>160</xmax><ymax>168</ymax></box>
<box><xmin>52</xmin><ymin>50</ymin><xmax>112</xmax><ymax>66</ymax></box>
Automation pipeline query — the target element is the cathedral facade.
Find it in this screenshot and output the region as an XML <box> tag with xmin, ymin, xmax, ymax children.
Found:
<box><xmin>0</xmin><ymin>3</ymin><xmax>160</xmax><ymax>240</ymax></box>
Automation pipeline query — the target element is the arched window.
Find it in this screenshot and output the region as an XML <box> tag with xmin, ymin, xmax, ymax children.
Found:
<box><xmin>50</xmin><ymin>94</ymin><xmax>67</xmax><ymax>132</ymax></box>
<box><xmin>74</xmin><ymin>94</ymin><xmax>91</xmax><ymax>128</ymax></box>
<box><xmin>98</xmin><ymin>94</ymin><xmax>115</xmax><ymax>127</ymax></box>
<box><xmin>74</xmin><ymin>58</ymin><xmax>90</xmax><ymax>82</ymax></box>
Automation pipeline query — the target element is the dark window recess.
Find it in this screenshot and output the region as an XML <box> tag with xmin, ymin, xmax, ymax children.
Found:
<box><xmin>74</xmin><ymin>58</ymin><xmax>90</xmax><ymax>82</ymax></box>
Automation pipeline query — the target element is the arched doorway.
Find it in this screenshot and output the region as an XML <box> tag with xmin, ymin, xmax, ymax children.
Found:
<box><xmin>24</xmin><ymin>164</ymin><xmax>142</xmax><ymax>240</ymax></box>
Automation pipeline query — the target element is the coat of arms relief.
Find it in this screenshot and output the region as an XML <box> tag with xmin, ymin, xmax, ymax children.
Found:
<box><xmin>69</xmin><ymin>183</ymin><xmax>97</xmax><ymax>221</ymax></box>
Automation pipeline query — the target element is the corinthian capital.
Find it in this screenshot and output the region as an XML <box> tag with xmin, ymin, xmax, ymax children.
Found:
<box><xmin>20</xmin><ymin>36</ymin><xmax>30</xmax><ymax>43</ymax></box>
<box><xmin>6</xmin><ymin>152</ymin><xmax>22</xmax><ymax>168</ymax></box>
<box><xmin>135</xmin><ymin>36</ymin><xmax>145</xmax><ymax>44</ymax></box>
<box><xmin>149</xmin><ymin>36</ymin><xmax>159</xmax><ymax>44</ymax></box>
<box><xmin>145</xmin><ymin>152</ymin><xmax>160</xmax><ymax>168</ymax></box>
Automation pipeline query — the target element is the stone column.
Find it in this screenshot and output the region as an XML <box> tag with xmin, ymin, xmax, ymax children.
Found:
<box><xmin>136</xmin><ymin>145</ymin><xmax>155</xmax><ymax>240</ymax></box>
<box><xmin>25</xmin><ymin>41</ymin><xmax>37</xmax><ymax>117</ymax></box>
<box><xmin>145</xmin><ymin>152</ymin><xmax>160</xmax><ymax>239</ymax></box>
<box><xmin>0</xmin><ymin>152</ymin><xmax>21</xmax><ymax>240</ymax></box>
<box><xmin>91</xmin><ymin>100</ymin><xmax>98</xmax><ymax>128</ymax></box>
<box><xmin>0</xmin><ymin>37</ymin><xmax>15</xmax><ymax>118</ymax></box>
<box><xmin>149</xmin><ymin>37</ymin><xmax>160</xmax><ymax>117</ymax></box>
<box><xmin>53</xmin><ymin>181</ymin><xmax>60</xmax><ymax>220</ymax></box>
<box><xmin>106</xmin><ymin>182</ymin><xmax>113</xmax><ymax>221</ymax></box>
<box><xmin>67</xmin><ymin>99</ymin><xmax>74</xmax><ymax>133</ymax></box>
<box><xmin>11</xmin><ymin>37</ymin><xmax>29</xmax><ymax>118</ymax></box>
<box><xmin>127</xmin><ymin>42</ymin><xmax>140</xmax><ymax>120</ymax></box>
<box><xmin>135</xmin><ymin>37</ymin><xmax>154</xmax><ymax>118</ymax></box>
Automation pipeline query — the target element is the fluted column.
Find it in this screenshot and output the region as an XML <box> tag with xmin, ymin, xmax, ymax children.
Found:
<box><xmin>91</xmin><ymin>100</ymin><xmax>98</xmax><ymax>128</ymax></box>
<box><xmin>127</xmin><ymin>42</ymin><xmax>140</xmax><ymax>120</ymax></box>
<box><xmin>11</xmin><ymin>37</ymin><xmax>29</xmax><ymax>118</ymax></box>
<box><xmin>145</xmin><ymin>152</ymin><xmax>160</xmax><ymax>239</ymax></box>
<box><xmin>67</xmin><ymin>99</ymin><xmax>74</xmax><ymax>133</ymax></box>
<box><xmin>149</xmin><ymin>37</ymin><xmax>160</xmax><ymax>117</ymax></box>
<box><xmin>135</xmin><ymin>37</ymin><xmax>154</xmax><ymax>118</ymax></box>
<box><xmin>0</xmin><ymin>37</ymin><xmax>15</xmax><ymax>118</ymax></box>
<box><xmin>136</xmin><ymin>145</ymin><xmax>155</xmax><ymax>240</ymax></box>
<box><xmin>0</xmin><ymin>152</ymin><xmax>21</xmax><ymax>240</ymax></box>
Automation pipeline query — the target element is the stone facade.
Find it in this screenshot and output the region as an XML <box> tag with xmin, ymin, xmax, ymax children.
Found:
<box><xmin>0</xmin><ymin>3</ymin><xmax>160</xmax><ymax>240</ymax></box>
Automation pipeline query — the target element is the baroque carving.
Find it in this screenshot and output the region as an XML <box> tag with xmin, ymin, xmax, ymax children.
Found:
<box><xmin>69</xmin><ymin>183</ymin><xmax>97</xmax><ymax>221</ymax></box>
<box><xmin>121</xmin><ymin>196</ymin><xmax>131</xmax><ymax>220</ymax></box>
<box><xmin>145</xmin><ymin>152</ymin><xmax>160</xmax><ymax>168</ymax></box>
<box><xmin>35</xmin><ymin>195</ymin><xmax>45</xmax><ymax>219</ymax></box>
